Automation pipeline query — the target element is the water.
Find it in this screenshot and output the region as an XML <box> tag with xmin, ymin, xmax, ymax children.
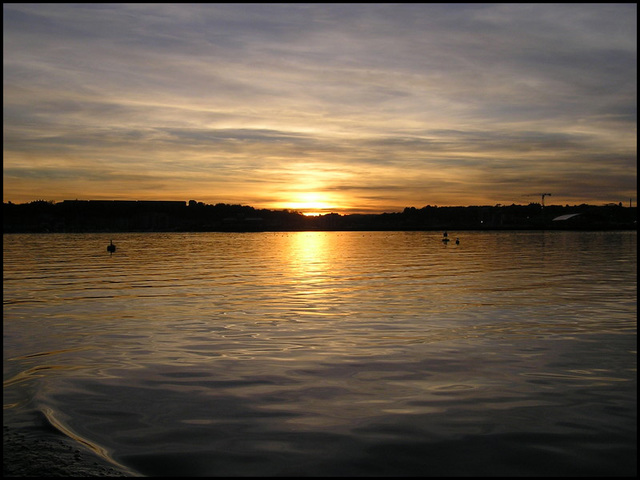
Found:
<box><xmin>3</xmin><ymin>231</ymin><xmax>637</xmax><ymax>476</ymax></box>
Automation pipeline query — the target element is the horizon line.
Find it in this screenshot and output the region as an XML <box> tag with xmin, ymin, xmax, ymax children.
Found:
<box><xmin>3</xmin><ymin>198</ymin><xmax>635</xmax><ymax>215</ymax></box>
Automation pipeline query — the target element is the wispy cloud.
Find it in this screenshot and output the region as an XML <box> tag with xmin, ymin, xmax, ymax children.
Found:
<box><xmin>3</xmin><ymin>3</ymin><xmax>636</xmax><ymax>211</ymax></box>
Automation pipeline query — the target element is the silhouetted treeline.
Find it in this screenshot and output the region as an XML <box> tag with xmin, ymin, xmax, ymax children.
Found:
<box><xmin>2</xmin><ymin>199</ymin><xmax>637</xmax><ymax>233</ymax></box>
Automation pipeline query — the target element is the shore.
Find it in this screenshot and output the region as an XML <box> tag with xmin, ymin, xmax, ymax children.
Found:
<box><xmin>3</xmin><ymin>425</ymin><xmax>136</xmax><ymax>477</ymax></box>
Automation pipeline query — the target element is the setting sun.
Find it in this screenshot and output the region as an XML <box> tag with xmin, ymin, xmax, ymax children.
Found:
<box><xmin>283</xmin><ymin>192</ymin><xmax>338</xmax><ymax>216</ymax></box>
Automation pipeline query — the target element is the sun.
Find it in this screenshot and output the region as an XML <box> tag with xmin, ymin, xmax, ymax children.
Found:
<box><xmin>284</xmin><ymin>192</ymin><xmax>337</xmax><ymax>216</ymax></box>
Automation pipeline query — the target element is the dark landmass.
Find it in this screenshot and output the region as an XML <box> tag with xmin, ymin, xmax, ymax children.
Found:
<box><xmin>3</xmin><ymin>425</ymin><xmax>135</xmax><ymax>477</ymax></box>
<box><xmin>3</xmin><ymin>199</ymin><xmax>636</xmax><ymax>233</ymax></box>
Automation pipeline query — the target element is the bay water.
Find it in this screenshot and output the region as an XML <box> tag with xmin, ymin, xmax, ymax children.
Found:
<box><xmin>3</xmin><ymin>231</ymin><xmax>637</xmax><ymax>476</ymax></box>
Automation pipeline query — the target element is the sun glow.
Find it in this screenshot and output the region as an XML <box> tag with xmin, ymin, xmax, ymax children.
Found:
<box><xmin>284</xmin><ymin>192</ymin><xmax>339</xmax><ymax>216</ymax></box>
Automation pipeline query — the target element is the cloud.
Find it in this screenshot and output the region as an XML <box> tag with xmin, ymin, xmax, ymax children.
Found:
<box><xmin>3</xmin><ymin>3</ymin><xmax>636</xmax><ymax>211</ymax></box>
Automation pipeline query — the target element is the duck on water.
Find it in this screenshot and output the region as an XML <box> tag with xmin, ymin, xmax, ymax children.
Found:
<box><xmin>442</xmin><ymin>232</ymin><xmax>460</xmax><ymax>245</ymax></box>
<box><xmin>107</xmin><ymin>240</ymin><xmax>116</xmax><ymax>253</ymax></box>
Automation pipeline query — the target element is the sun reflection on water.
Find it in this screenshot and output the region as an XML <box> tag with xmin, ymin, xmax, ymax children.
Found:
<box><xmin>287</xmin><ymin>232</ymin><xmax>332</xmax><ymax>272</ymax></box>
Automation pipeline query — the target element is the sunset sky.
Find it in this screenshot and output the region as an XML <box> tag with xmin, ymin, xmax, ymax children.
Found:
<box><xmin>3</xmin><ymin>4</ymin><xmax>637</xmax><ymax>214</ymax></box>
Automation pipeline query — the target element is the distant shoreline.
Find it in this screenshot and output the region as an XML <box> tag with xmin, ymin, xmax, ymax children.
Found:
<box><xmin>3</xmin><ymin>201</ymin><xmax>636</xmax><ymax>234</ymax></box>
<box><xmin>2</xmin><ymin>227</ymin><xmax>638</xmax><ymax>234</ymax></box>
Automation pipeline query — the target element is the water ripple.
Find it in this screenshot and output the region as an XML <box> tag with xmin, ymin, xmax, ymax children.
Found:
<box><xmin>3</xmin><ymin>231</ymin><xmax>637</xmax><ymax>476</ymax></box>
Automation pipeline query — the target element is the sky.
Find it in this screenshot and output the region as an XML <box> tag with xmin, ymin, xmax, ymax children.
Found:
<box><xmin>3</xmin><ymin>3</ymin><xmax>637</xmax><ymax>214</ymax></box>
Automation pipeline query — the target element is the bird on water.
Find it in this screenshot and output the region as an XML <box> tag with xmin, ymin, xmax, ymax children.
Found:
<box><xmin>107</xmin><ymin>239</ymin><xmax>116</xmax><ymax>253</ymax></box>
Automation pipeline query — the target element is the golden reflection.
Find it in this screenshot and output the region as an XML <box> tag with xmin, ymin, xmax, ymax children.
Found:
<box><xmin>288</xmin><ymin>232</ymin><xmax>331</xmax><ymax>274</ymax></box>
<box><xmin>41</xmin><ymin>406</ymin><xmax>135</xmax><ymax>474</ymax></box>
<box><xmin>3</xmin><ymin>364</ymin><xmax>86</xmax><ymax>388</ymax></box>
<box><xmin>280</xmin><ymin>231</ymin><xmax>343</xmax><ymax>305</ymax></box>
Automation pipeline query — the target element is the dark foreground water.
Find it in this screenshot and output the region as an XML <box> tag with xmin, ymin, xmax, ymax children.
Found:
<box><xmin>3</xmin><ymin>231</ymin><xmax>637</xmax><ymax>476</ymax></box>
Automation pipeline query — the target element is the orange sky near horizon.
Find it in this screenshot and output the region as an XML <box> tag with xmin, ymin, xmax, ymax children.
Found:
<box><xmin>3</xmin><ymin>4</ymin><xmax>637</xmax><ymax>215</ymax></box>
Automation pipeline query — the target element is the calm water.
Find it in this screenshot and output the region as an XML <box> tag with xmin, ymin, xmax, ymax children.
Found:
<box><xmin>3</xmin><ymin>231</ymin><xmax>637</xmax><ymax>476</ymax></box>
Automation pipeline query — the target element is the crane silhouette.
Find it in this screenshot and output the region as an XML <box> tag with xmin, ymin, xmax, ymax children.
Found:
<box><xmin>539</xmin><ymin>193</ymin><xmax>552</xmax><ymax>208</ymax></box>
<box><xmin>523</xmin><ymin>193</ymin><xmax>552</xmax><ymax>208</ymax></box>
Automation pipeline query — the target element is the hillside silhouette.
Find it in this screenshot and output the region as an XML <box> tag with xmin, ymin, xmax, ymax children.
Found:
<box><xmin>3</xmin><ymin>199</ymin><xmax>636</xmax><ymax>233</ymax></box>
